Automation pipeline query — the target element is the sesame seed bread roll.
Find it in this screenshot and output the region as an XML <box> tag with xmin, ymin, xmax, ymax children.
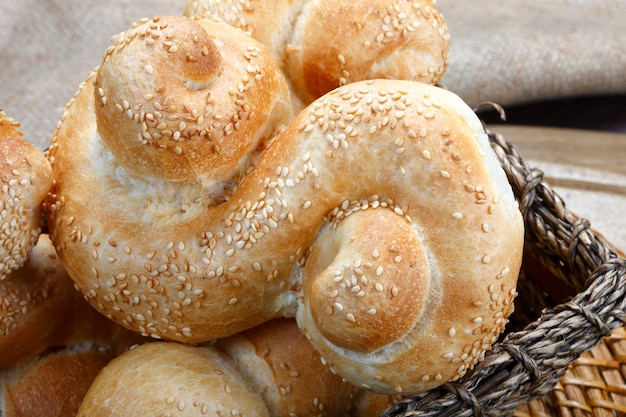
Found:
<box><xmin>214</xmin><ymin>318</ymin><xmax>357</xmax><ymax>416</ymax></box>
<box><xmin>45</xmin><ymin>13</ymin><xmax>523</xmax><ymax>393</ymax></box>
<box><xmin>77</xmin><ymin>342</ymin><xmax>271</xmax><ymax>417</ymax></box>
<box><xmin>293</xmin><ymin>80</ymin><xmax>523</xmax><ymax>393</ymax></box>
<box><xmin>46</xmin><ymin>15</ymin><xmax>293</xmax><ymax>341</ymax></box>
<box><xmin>184</xmin><ymin>0</ymin><xmax>450</xmax><ymax>110</ymax></box>
<box><xmin>0</xmin><ymin>109</ymin><xmax>52</xmax><ymax>279</ymax></box>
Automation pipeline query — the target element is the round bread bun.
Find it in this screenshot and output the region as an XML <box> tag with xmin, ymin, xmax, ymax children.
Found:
<box><xmin>45</xmin><ymin>17</ymin><xmax>523</xmax><ymax>393</ymax></box>
<box><xmin>79</xmin><ymin>318</ymin><xmax>357</xmax><ymax>417</ymax></box>
<box><xmin>184</xmin><ymin>0</ymin><xmax>450</xmax><ymax>109</ymax></box>
<box><xmin>77</xmin><ymin>342</ymin><xmax>271</xmax><ymax>417</ymax></box>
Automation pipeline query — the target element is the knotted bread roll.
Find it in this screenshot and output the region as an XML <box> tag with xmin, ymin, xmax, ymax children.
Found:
<box><xmin>45</xmin><ymin>14</ymin><xmax>523</xmax><ymax>394</ymax></box>
<box><xmin>184</xmin><ymin>0</ymin><xmax>450</xmax><ymax>109</ymax></box>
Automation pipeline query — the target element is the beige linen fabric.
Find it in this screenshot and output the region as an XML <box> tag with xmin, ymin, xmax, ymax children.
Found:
<box><xmin>437</xmin><ymin>1</ymin><xmax>626</xmax><ymax>108</ymax></box>
<box><xmin>0</xmin><ymin>0</ymin><xmax>184</xmax><ymax>149</ymax></box>
<box><xmin>0</xmin><ymin>0</ymin><xmax>625</xmax><ymax>150</ymax></box>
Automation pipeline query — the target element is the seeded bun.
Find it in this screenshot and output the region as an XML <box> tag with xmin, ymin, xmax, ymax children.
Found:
<box><xmin>184</xmin><ymin>0</ymin><xmax>450</xmax><ymax>109</ymax></box>
<box><xmin>0</xmin><ymin>109</ymin><xmax>52</xmax><ymax>279</ymax></box>
<box><xmin>45</xmin><ymin>13</ymin><xmax>522</xmax><ymax>394</ymax></box>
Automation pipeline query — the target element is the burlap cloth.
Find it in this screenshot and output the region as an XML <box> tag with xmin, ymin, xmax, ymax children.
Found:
<box><xmin>0</xmin><ymin>0</ymin><xmax>625</xmax><ymax>150</ymax></box>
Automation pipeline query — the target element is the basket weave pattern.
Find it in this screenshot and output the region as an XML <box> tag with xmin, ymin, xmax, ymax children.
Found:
<box><xmin>515</xmin><ymin>326</ymin><xmax>626</xmax><ymax>417</ymax></box>
<box><xmin>381</xmin><ymin>130</ymin><xmax>626</xmax><ymax>417</ymax></box>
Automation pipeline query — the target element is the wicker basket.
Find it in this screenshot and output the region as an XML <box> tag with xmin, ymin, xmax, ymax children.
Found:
<box><xmin>514</xmin><ymin>326</ymin><xmax>626</xmax><ymax>417</ymax></box>
<box><xmin>381</xmin><ymin>129</ymin><xmax>626</xmax><ymax>417</ymax></box>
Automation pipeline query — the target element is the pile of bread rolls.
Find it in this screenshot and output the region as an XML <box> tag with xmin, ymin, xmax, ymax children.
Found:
<box><xmin>1</xmin><ymin>1</ymin><xmax>525</xmax><ymax>416</ymax></box>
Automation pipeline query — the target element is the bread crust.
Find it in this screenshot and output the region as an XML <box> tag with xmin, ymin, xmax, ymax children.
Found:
<box><xmin>77</xmin><ymin>342</ymin><xmax>271</xmax><ymax>417</ymax></box>
<box><xmin>215</xmin><ymin>318</ymin><xmax>357</xmax><ymax>416</ymax></box>
<box><xmin>1</xmin><ymin>347</ymin><xmax>112</xmax><ymax>417</ymax></box>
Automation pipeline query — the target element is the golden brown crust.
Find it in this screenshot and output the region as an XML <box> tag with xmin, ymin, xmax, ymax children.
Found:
<box><xmin>184</xmin><ymin>0</ymin><xmax>450</xmax><ymax>107</ymax></box>
<box><xmin>0</xmin><ymin>109</ymin><xmax>52</xmax><ymax>280</ymax></box>
<box><xmin>349</xmin><ymin>390</ymin><xmax>403</xmax><ymax>417</ymax></box>
<box><xmin>93</xmin><ymin>16</ymin><xmax>291</xmax><ymax>187</ymax></box>
<box><xmin>1</xmin><ymin>347</ymin><xmax>112</xmax><ymax>417</ymax></box>
<box><xmin>45</xmin><ymin>18</ymin><xmax>523</xmax><ymax>394</ymax></box>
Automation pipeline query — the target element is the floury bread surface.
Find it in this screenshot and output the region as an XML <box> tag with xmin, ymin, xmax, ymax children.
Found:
<box><xmin>45</xmin><ymin>15</ymin><xmax>523</xmax><ymax>394</ymax></box>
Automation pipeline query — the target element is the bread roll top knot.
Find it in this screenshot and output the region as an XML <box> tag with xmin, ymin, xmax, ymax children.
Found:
<box><xmin>303</xmin><ymin>208</ymin><xmax>431</xmax><ymax>354</ymax></box>
<box><xmin>94</xmin><ymin>15</ymin><xmax>292</xmax><ymax>191</ymax></box>
<box><xmin>0</xmin><ymin>109</ymin><xmax>52</xmax><ymax>279</ymax></box>
<box><xmin>286</xmin><ymin>0</ymin><xmax>450</xmax><ymax>103</ymax></box>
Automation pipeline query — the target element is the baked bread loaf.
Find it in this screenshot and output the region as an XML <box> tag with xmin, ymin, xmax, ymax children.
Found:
<box><xmin>77</xmin><ymin>319</ymin><xmax>356</xmax><ymax>417</ymax></box>
<box><xmin>0</xmin><ymin>109</ymin><xmax>52</xmax><ymax>279</ymax></box>
<box><xmin>184</xmin><ymin>0</ymin><xmax>450</xmax><ymax>110</ymax></box>
<box><xmin>45</xmin><ymin>14</ymin><xmax>523</xmax><ymax>394</ymax></box>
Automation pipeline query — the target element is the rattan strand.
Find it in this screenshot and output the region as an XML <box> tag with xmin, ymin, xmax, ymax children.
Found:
<box><xmin>514</xmin><ymin>326</ymin><xmax>626</xmax><ymax>417</ymax></box>
<box><xmin>380</xmin><ymin>130</ymin><xmax>626</xmax><ymax>417</ymax></box>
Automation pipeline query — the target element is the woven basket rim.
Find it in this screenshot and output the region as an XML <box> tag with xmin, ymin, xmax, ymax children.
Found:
<box><xmin>382</xmin><ymin>128</ymin><xmax>626</xmax><ymax>417</ymax></box>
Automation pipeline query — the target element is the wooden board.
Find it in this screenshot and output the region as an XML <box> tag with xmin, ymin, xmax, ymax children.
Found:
<box><xmin>489</xmin><ymin>124</ymin><xmax>626</xmax><ymax>252</ymax></box>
